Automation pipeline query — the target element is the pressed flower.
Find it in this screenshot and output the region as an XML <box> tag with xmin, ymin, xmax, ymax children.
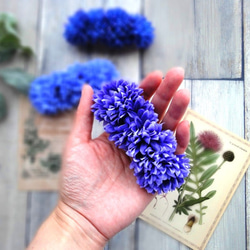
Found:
<box><xmin>64</xmin><ymin>8</ymin><xmax>154</xmax><ymax>49</ymax></box>
<box><xmin>198</xmin><ymin>131</ymin><xmax>222</xmax><ymax>152</ymax></box>
<box><xmin>29</xmin><ymin>59</ymin><xmax>118</xmax><ymax>115</ymax></box>
<box><xmin>92</xmin><ymin>79</ymin><xmax>190</xmax><ymax>194</ymax></box>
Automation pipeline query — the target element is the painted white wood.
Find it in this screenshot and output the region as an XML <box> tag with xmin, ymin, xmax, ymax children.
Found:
<box><xmin>143</xmin><ymin>0</ymin><xmax>242</xmax><ymax>79</ymax></box>
<box><xmin>0</xmin><ymin>1</ymin><xmax>39</xmax><ymax>249</ymax></box>
<box><xmin>243</xmin><ymin>0</ymin><xmax>250</xmax><ymax>249</ymax></box>
<box><xmin>0</xmin><ymin>1</ymin><xmax>248</xmax><ymax>249</ymax></box>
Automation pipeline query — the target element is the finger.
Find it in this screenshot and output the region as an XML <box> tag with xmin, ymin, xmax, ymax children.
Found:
<box><xmin>151</xmin><ymin>67</ymin><xmax>184</xmax><ymax>120</ymax></box>
<box><xmin>175</xmin><ymin>120</ymin><xmax>190</xmax><ymax>155</ymax></box>
<box><xmin>162</xmin><ymin>89</ymin><xmax>190</xmax><ymax>131</ymax></box>
<box><xmin>72</xmin><ymin>84</ymin><xmax>94</xmax><ymax>142</ymax></box>
<box><xmin>139</xmin><ymin>70</ymin><xmax>163</xmax><ymax>100</ymax></box>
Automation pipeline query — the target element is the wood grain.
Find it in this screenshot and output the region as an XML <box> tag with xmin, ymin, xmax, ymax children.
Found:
<box><xmin>143</xmin><ymin>0</ymin><xmax>242</xmax><ymax>79</ymax></box>
<box><xmin>0</xmin><ymin>1</ymin><xmax>39</xmax><ymax>249</ymax></box>
<box><xmin>243</xmin><ymin>0</ymin><xmax>250</xmax><ymax>249</ymax></box>
<box><xmin>191</xmin><ymin>80</ymin><xmax>245</xmax><ymax>250</ymax></box>
<box><xmin>0</xmin><ymin>0</ymin><xmax>248</xmax><ymax>249</ymax></box>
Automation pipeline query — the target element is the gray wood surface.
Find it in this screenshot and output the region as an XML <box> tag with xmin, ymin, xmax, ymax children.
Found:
<box><xmin>0</xmin><ymin>0</ymin><xmax>249</xmax><ymax>249</ymax></box>
<box><xmin>244</xmin><ymin>0</ymin><xmax>250</xmax><ymax>249</ymax></box>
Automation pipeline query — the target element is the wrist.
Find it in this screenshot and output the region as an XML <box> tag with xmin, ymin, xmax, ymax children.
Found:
<box><xmin>28</xmin><ymin>201</ymin><xmax>107</xmax><ymax>250</ymax></box>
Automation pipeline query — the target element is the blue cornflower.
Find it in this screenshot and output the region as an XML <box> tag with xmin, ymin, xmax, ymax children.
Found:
<box><xmin>92</xmin><ymin>79</ymin><xmax>190</xmax><ymax>194</ymax></box>
<box><xmin>29</xmin><ymin>59</ymin><xmax>119</xmax><ymax>115</ymax></box>
<box><xmin>64</xmin><ymin>8</ymin><xmax>154</xmax><ymax>49</ymax></box>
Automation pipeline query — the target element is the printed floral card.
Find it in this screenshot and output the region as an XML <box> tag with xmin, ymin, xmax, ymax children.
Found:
<box><xmin>140</xmin><ymin>109</ymin><xmax>250</xmax><ymax>250</ymax></box>
<box><xmin>18</xmin><ymin>97</ymin><xmax>75</xmax><ymax>190</ymax></box>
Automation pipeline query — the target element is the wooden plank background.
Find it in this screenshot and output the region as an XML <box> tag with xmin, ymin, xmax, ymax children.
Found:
<box><xmin>0</xmin><ymin>0</ymin><xmax>249</xmax><ymax>249</ymax></box>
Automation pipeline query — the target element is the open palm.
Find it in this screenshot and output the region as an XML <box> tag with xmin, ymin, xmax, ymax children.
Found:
<box><xmin>59</xmin><ymin>68</ymin><xmax>190</xmax><ymax>241</ymax></box>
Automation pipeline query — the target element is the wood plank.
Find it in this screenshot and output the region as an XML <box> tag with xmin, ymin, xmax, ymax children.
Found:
<box><xmin>243</xmin><ymin>0</ymin><xmax>250</xmax><ymax>248</ymax></box>
<box><xmin>0</xmin><ymin>1</ymin><xmax>39</xmax><ymax>249</ymax></box>
<box><xmin>143</xmin><ymin>0</ymin><xmax>242</xmax><ymax>79</ymax></box>
<box><xmin>191</xmin><ymin>80</ymin><xmax>246</xmax><ymax>249</ymax></box>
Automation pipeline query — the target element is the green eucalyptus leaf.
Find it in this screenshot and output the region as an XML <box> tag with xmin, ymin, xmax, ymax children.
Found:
<box><xmin>0</xmin><ymin>68</ymin><xmax>34</xmax><ymax>94</ymax></box>
<box><xmin>199</xmin><ymin>165</ymin><xmax>218</xmax><ymax>182</ymax></box>
<box><xmin>0</xmin><ymin>33</ymin><xmax>20</xmax><ymax>49</ymax></box>
<box><xmin>0</xmin><ymin>50</ymin><xmax>16</xmax><ymax>63</ymax></box>
<box><xmin>20</xmin><ymin>45</ymin><xmax>33</xmax><ymax>57</ymax></box>
<box><xmin>0</xmin><ymin>13</ymin><xmax>33</xmax><ymax>62</ymax></box>
<box><xmin>0</xmin><ymin>33</ymin><xmax>20</xmax><ymax>62</ymax></box>
<box><xmin>0</xmin><ymin>92</ymin><xmax>7</xmax><ymax>120</ymax></box>
<box><xmin>0</xmin><ymin>13</ymin><xmax>18</xmax><ymax>37</ymax></box>
<box><xmin>199</xmin><ymin>178</ymin><xmax>214</xmax><ymax>192</ymax></box>
<box><xmin>205</xmin><ymin>190</ymin><xmax>216</xmax><ymax>199</ymax></box>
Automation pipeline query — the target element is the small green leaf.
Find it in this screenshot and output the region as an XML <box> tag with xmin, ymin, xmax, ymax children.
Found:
<box><xmin>20</xmin><ymin>45</ymin><xmax>33</xmax><ymax>57</ymax></box>
<box><xmin>0</xmin><ymin>68</ymin><xmax>35</xmax><ymax>94</ymax></box>
<box><xmin>190</xmin><ymin>121</ymin><xmax>195</xmax><ymax>141</ymax></box>
<box><xmin>205</xmin><ymin>190</ymin><xmax>216</xmax><ymax>199</ymax></box>
<box><xmin>199</xmin><ymin>178</ymin><xmax>214</xmax><ymax>191</ymax></box>
<box><xmin>186</xmin><ymin>146</ymin><xmax>192</xmax><ymax>155</ymax></box>
<box><xmin>184</xmin><ymin>194</ymin><xmax>196</xmax><ymax>201</ymax></box>
<box><xmin>180</xmin><ymin>196</ymin><xmax>209</xmax><ymax>207</ymax></box>
<box><xmin>0</xmin><ymin>92</ymin><xmax>7</xmax><ymax>120</ymax></box>
<box><xmin>197</xmin><ymin>154</ymin><xmax>220</xmax><ymax>166</ymax></box>
<box><xmin>197</xmin><ymin>149</ymin><xmax>217</xmax><ymax>159</ymax></box>
<box><xmin>0</xmin><ymin>12</ymin><xmax>33</xmax><ymax>62</ymax></box>
<box><xmin>201</xmin><ymin>206</ymin><xmax>208</xmax><ymax>210</ymax></box>
<box><xmin>181</xmin><ymin>207</ymin><xmax>189</xmax><ymax>215</ymax></box>
<box><xmin>200</xmin><ymin>165</ymin><xmax>218</xmax><ymax>182</ymax></box>
<box><xmin>0</xmin><ymin>13</ymin><xmax>18</xmax><ymax>37</ymax></box>
<box><xmin>41</xmin><ymin>153</ymin><xmax>61</xmax><ymax>173</ymax></box>
<box><xmin>185</xmin><ymin>185</ymin><xmax>196</xmax><ymax>192</ymax></box>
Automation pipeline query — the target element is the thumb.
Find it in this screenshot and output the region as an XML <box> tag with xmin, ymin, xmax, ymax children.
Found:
<box><xmin>72</xmin><ymin>84</ymin><xmax>94</xmax><ymax>142</ymax></box>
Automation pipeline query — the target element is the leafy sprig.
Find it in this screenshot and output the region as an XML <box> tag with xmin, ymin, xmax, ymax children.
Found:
<box><xmin>0</xmin><ymin>13</ymin><xmax>33</xmax><ymax>62</ymax></box>
<box><xmin>0</xmin><ymin>12</ymin><xmax>35</xmax><ymax>121</ymax></box>
<box><xmin>169</xmin><ymin>122</ymin><xmax>220</xmax><ymax>224</ymax></box>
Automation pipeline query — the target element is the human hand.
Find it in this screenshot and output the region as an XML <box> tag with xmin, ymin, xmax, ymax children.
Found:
<box><xmin>28</xmin><ymin>67</ymin><xmax>190</xmax><ymax>250</ymax></box>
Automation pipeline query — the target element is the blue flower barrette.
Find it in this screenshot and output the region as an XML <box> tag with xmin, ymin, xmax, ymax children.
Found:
<box><xmin>64</xmin><ymin>8</ymin><xmax>154</xmax><ymax>49</ymax></box>
<box><xmin>92</xmin><ymin>79</ymin><xmax>190</xmax><ymax>194</ymax></box>
<box><xmin>29</xmin><ymin>59</ymin><xmax>119</xmax><ymax>115</ymax></box>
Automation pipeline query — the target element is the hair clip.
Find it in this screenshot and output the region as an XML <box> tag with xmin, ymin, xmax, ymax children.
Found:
<box><xmin>29</xmin><ymin>59</ymin><xmax>119</xmax><ymax>115</ymax></box>
<box><xmin>64</xmin><ymin>8</ymin><xmax>154</xmax><ymax>49</ymax></box>
<box><xmin>92</xmin><ymin>79</ymin><xmax>190</xmax><ymax>194</ymax></box>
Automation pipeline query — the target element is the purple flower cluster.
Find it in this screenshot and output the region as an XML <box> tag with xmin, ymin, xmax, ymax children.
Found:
<box><xmin>64</xmin><ymin>8</ymin><xmax>154</xmax><ymax>49</ymax></box>
<box><xmin>29</xmin><ymin>59</ymin><xmax>118</xmax><ymax>115</ymax></box>
<box><xmin>92</xmin><ymin>79</ymin><xmax>190</xmax><ymax>194</ymax></box>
